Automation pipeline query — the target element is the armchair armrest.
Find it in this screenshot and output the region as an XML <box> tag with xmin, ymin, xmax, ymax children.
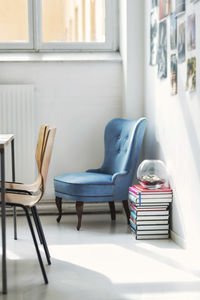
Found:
<box><xmin>86</xmin><ymin>168</ymin><xmax>102</xmax><ymax>173</ymax></box>
<box><xmin>112</xmin><ymin>171</ymin><xmax>129</xmax><ymax>183</ymax></box>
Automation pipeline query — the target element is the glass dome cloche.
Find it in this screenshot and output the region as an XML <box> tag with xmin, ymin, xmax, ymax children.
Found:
<box><xmin>137</xmin><ymin>160</ymin><xmax>168</xmax><ymax>189</ymax></box>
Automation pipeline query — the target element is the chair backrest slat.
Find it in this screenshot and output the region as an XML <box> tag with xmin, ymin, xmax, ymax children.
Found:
<box><xmin>35</xmin><ymin>124</ymin><xmax>50</xmax><ymax>172</ymax></box>
<box><xmin>40</xmin><ymin>128</ymin><xmax>56</xmax><ymax>191</ymax></box>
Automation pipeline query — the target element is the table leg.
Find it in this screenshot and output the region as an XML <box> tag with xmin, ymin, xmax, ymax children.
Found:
<box><xmin>11</xmin><ymin>140</ymin><xmax>17</xmax><ymax>240</ymax></box>
<box><xmin>1</xmin><ymin>148</ymin><xmax>7</xmax><ymax>294</ymax></box>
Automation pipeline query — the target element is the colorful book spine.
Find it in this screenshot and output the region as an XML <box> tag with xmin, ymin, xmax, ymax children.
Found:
<box><xmin>129</xmin><ymin>184</ymin><xmax>172</xmax><ymax>240</ymax></box>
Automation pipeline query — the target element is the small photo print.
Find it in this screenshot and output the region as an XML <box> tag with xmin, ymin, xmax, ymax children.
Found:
<box><xmin>170</xmin><ymin>13</ymin><xmax>177</xmax><ymax>50</ymax></box>
<box><xmin>176</xmin><ymin>0</ymin><xmax>185</xmax><ymax>15</ymax></box>
<box><xmin>171</xmin><ymin>54</ymin><xmax>177</xmax><ymax>95</ymax></box>
<box><xmin>152</xmin><ymin>0</ymin><xmax>158</xmax><ymax>8</ymax></box>
<box><xmin>171</xmin><ymin>0</ymin><xmax>176</xmax><ymax>12</ymax></box>
<box><xmin>157</xmin><ymin>20</ymin><xmax>167</xmax><ymax>79</ymax></box>
<box><xmin>150</xmin><ymin>9</ymin><xmax>158</xmax><ymax>66</ymax></box>
<box><xmin>178</xmin><ymin>20</ymin><xmax>185</xmax><ymax>63</ymax></box>
<box><xmin>186</xmin><ymin>57</ymin><xmax>196</xmax><ymax>92</ymax></box>
<box><xmin>187</xmin><ymin>14</ymin><xmax>196</xmax><ymax>51</ymax></box>
<box><xmin>159</xmin><ymin>0</ymin><xmax>170</xmax><ymax>20</ymax></box>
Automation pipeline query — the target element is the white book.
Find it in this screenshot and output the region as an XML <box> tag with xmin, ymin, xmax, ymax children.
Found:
<box><xmin>137</xmin><ymin>224</ymin><xmax>169</xmax><ymax>230</ymax></box>
<box><xmin>129</xmin><ymin>201</ymin><xmax>170</xmax><ymax>207</ymax></box>
<box><xmin>136</xmin><ymin>220</ymin><xmax>169</xmax><ymax>225</ymax></box>
<box><xmin>135</xmin><ymin>210</ymin><xmax>169</xmax><ymax>216</ymax></box>
<box><xmin>136</xmin><ymin>230</ymin><xmax>169</xmax><ymax>235</ymax></box>
<box><xmin>136</xmin><ymin>215</ymin><xmax>169</xmax><ymax>221</ymax></box>
<box><xmin>129</xmin><ymin>193</ymin><xmax>172</xmax><ymax>203</ymax></box>
<box><xmin>129</xmin><ymin>191</ymin><xmax>172</xmax><ymax>199</ymax></box>
<box><xmin>136</xmin><ymin>234</ymin><xmax>169</xmax><ymax>240</ymax></box>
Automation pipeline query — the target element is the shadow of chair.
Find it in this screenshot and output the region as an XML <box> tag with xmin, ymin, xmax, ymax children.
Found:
<box><xmin>54</xmin><ymin>118</ymin><xmax>147</xmax><ymax>230</ymax></box>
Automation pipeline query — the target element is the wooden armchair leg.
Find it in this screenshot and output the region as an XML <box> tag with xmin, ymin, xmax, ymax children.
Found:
<box><xmin>108</xmin><ymin>201</ymin><xmax>116</xmax><ymax>221</ymax></box>
<box><xmin>76</xmin><ymin>202</ymin><xmax>84</xmax><ymax>231</ymax></box>
<box><xmin>122</xmin><ymin>200</ymin><xmax>130</xmax><ymax>224</ymax></box>
<box><xmin>55</xmin><ymin>197</ymin><xmax>62</xmax><ymax>223</ymax></box>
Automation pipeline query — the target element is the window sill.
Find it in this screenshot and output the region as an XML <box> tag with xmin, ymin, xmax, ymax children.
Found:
<box><xmin>0</xmin><ymin>52</ymin><xmax>122</xmax><ymax>62</ymax></box>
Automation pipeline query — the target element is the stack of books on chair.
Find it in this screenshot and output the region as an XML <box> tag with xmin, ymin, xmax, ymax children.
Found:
<box><xmin>128</xmin><ymin>185</ymin><xmax>173</xmax><ymax>240</ymax></box>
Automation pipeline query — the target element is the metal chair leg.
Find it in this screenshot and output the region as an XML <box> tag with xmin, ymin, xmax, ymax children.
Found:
<box><xmin>31</xmin><ymin>207</ymin><xmax>43</xmax><ymax>245</ymax></box>
<box><xmin>13</xmin><ymin>207</ymin><xmax>17</xmax><ymax>240</ymax></box>
<box><xmin>23</xmin><ymin>206</ymin><xmax>48</xmax><ymax>284</ymax></box>
<box><xmin>31</xmin><ymin>206</ymin><xmax>51</xmax><ymax>265</ymax></box>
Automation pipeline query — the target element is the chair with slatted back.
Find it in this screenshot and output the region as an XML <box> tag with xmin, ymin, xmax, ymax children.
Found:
<box><xmin>2</xmin><ymin>127</ymin><xmax>56</xmax><ymax>284</ymax></box>
<box><xmin>4</xmin><ymin>124</ymin><xmax>49</xmax><ymax>240</ymax></box>
<box><xmin>5</xmin><ymin>124</ymin><xmax>49</xmax><ymax>193</ymax></box>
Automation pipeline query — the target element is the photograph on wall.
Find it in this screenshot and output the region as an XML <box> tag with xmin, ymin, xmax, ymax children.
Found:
<box><xmin>171</xmin><ymin>0</ymin><xmax>176</xmax><ymax>12</ymax></box>
<box><xmin>159</xmin><ymin>0</ymin><xmax>170</xmax><ymax>20</ymax></box>
<box><xmin>170</xmin><ymin>12</ymin><xmax>177</xmax><ymax>50</ymax></box>
<box><xmin>177</xmin><ymin>20</ymin><xmax>185</xmax><ymax>63</ymax></box>
<box><xmin>187</xmin><ymin>14</ymin><xmax>196</xmax><ymax>51</ymax></box>
<box><xmin>171</xmin><ymin>54</ymin><xmax>177</xmax><ymax>95</ymax></box>
<box><xmin>152</xmin><ymin>0</ymin><xmax>158</xmax><ymax>8</ymax></box>
<box><xmin>176</xmin><ymin>0</ymin><xmax>185</xmax><ymax>16</ymax></box>
<box><xmin>150</xmin><ymin>9</ymin><xmax>158</xmax><ymax>66</ymax></box>
<box><xmin>157</xmin><ymin>20</ymin><xmax>167</xmax><ymax>78</ymax></box>
<box><xmin>186</xmin><ymin>57</ymin><xmax>196</xmax><ymax>92</ymax></box>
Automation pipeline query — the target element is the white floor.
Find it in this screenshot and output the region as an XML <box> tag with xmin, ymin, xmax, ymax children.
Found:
<box><xmin>1</xmin><ymin>212</ymin><xmax>200</xmax><ymax>300</ymax></box>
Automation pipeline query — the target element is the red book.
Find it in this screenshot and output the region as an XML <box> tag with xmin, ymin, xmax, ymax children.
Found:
<box><xmin>129</xmin><ymin>202</ymin><xmax>167</xmax><ymax>211</ymax></box>
<box><xmin>129</xmin><ymin>185</ymin><xmax>172</xmax><ymax>194</ymax></box>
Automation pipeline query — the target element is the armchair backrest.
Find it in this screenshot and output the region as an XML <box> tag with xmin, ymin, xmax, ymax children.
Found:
<box><xmin>100</xmin><ymin>118</ymin><xmax>147</xmax><ymax>178</ymax></box>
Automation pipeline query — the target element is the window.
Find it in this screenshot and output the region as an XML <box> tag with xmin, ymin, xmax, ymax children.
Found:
<box><xmin>0</xmin><ymin>0</ymin><xmax>118</xmax><ymax>51</ymax></box>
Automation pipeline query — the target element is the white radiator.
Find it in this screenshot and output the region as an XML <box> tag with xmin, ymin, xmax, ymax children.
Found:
<box><xmin>0</xmin><ymin>85</ymin><xmax>36</xmax><ymax>183</ymax></box>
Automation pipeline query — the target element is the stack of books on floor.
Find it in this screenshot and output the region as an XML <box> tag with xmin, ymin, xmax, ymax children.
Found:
<box><xmin>128</xmin><ymin>185</ymin><xmax>173</xmax><ymax>240</ymax></box>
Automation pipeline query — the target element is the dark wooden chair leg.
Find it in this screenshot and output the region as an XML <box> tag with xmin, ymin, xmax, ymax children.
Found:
<box><xmin>76</xmin><ymin>202</ymin><xmax>84</xmax><ymax>231</ymax></box>
<box><xmin>122</xmin><ymin>200</ymin><xmax>130</xmax><ymax>224</ymax></box>
<box><xmin>108</xmin><ymin>201</ymin><xmax>116</xmax><ymax>220</ymax></box>
<box><xmin>55</xmin><ymin>197</ymin><xmax>62</xmax><ymax>223</ymax></box>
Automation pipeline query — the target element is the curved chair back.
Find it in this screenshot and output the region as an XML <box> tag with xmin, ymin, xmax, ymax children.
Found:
<box><xmin>40</xmin><ymin>128</ymin><xmax>56</xmax><ymax>192</ymax></box>
<box><xmin>35</xmin><ymin>124</ymin><xmax>49</xmax><ymax>172</ymax></box>
<box><xmin>101</xmin><ymin>117</ymin><xmax>147</xmax><ymax>185</ymax></box>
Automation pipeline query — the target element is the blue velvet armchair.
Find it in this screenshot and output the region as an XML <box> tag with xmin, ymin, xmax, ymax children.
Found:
<box><xmin>54</xmin><ymin>117</ymin><xmax>147</xmax><ymax>230</ymax></box>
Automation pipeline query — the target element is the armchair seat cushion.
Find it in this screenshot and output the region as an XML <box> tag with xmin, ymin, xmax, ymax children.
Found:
<box><xmin>54</xmin><ymin>172</ymin><xmax>114</xmax><ymax>197</ymax></box>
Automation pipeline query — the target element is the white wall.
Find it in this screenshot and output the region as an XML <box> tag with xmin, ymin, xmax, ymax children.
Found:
<box><xmin>0</xmin><ymin>60</ymin><xmax>122</xmax><ymax>200</ymax></box>
<box><xmin>119</xmin><ymin>0</ymin><xmax>144</xmax><ymax>119</ymax></box>
<box><xmin>144</xmin><ymin>0</ymin><xmax>200</xmax><ymax>249</ymax></box>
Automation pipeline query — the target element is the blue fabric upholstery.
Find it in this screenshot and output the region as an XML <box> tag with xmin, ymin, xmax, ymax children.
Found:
<box><xmin>54</xmin><ymin>118</ymin><xmax>147</xmax><ymax>203</ymax></box>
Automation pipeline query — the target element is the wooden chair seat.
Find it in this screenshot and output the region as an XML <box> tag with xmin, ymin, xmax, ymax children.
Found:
<box><xmin>1</xmin><ymin>191</ymin><xmax>42</xmax><ymax>207</ymax></box>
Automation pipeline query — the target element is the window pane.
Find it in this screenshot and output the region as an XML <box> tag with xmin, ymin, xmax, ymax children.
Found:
<box><xmin>0</xmin><ymin>0</ymin><xmax>29</xmax><ymax>43</ymax></box>
<box><xmin>42</xmin><ymin>0</ymin><xmax>105</xmax><ymax>43</ymax></box>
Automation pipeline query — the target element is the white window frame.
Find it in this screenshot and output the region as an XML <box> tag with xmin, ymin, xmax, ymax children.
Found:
<box><xmin>0</xmin><ymin>0</ymin><xmax>118</xmax><ymax>52</ymax></box>
<box><xmin>0</xmin><ymin>0</ymin><xmax>34</xmax><ymax>50</ymax></box>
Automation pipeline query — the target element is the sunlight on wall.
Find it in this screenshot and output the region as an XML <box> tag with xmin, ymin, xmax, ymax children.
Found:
<box><xmin>144</xmin><ymin>0</ymin><xmax>200</xmax><ymax>249</ymax></box>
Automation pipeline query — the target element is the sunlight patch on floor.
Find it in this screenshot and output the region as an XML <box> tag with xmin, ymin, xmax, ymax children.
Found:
<box><xmin>49</xmin><ymin>243</ymin><xmax>198</xmax><ymax>284</ymax></box>
<box><xmin>0</xmin><ymin>248</ymin><xmax>21</xmax><ymax>260</ymax></box>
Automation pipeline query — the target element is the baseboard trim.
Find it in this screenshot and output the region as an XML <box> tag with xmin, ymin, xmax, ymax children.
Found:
<box><xmin>170</xmin><ymin>230</ymin><xmax>186</xmax><ymax>249</ymax></box>
<box><xmin>5</xmin><ymin>200</ymin><xmax>123</xmax><ymax>216</ymax></box>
